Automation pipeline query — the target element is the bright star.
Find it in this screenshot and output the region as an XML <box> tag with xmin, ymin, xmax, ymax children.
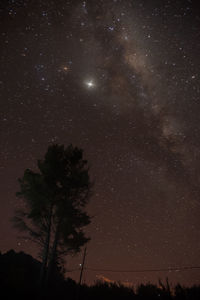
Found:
<box><xmin>86</xmin><ymin>80</ymin><xmax>95</xmax><ymax>88</ymax></box>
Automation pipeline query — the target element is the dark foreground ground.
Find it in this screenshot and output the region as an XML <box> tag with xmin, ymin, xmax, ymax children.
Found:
<box><xmin>1</xmin><ymin>250</ymin><xmax>199</xmax><ymax>300</ymax></box>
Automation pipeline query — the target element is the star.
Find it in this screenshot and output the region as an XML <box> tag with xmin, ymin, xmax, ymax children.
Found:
<box><xmin>63</xmin><ymin>66</ymin><xmax>69</xmax><ymax>71</ymax></box>
<box><xmin>85</xmin><ymin>80</ymin><xmax>95</xmax><ymax>88</ymax></box>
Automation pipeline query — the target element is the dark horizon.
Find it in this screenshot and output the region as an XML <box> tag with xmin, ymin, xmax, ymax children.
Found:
<box><xmin>1</xmin><ymin>0</ymin><xmax>200</xmax><ymax>288</ymax></box>
<box><xmin>1</xmin><ymin>248</ymin><xmax>200</xmax><ymax>290</ymax></box>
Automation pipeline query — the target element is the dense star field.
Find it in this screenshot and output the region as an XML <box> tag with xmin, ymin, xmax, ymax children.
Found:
<box><xmin>1</xmin><ymin>0</ymin><xmax>200</xmax><ymax>286</ymax></box>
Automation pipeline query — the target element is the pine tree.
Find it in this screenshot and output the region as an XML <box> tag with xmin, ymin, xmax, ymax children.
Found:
<box><xmin>13</xmin><ymin>144</ymin><xmax>92</xmax><ymax>287</ymax></box>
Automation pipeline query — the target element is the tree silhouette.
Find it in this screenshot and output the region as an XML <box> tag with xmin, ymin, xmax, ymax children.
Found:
<box><xmin>13</xmin><ymin>144</ymin><xmax>92</xmax><ymax>287</ymax></box>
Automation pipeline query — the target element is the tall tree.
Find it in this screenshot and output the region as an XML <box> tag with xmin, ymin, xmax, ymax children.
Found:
<box><xmin>13</xmin><ymin>144</ymin><xmax>92</xmax><ymax>286</ymax></box>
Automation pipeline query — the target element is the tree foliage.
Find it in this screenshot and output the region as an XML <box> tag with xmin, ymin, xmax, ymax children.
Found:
<box><xmin>13</xmin><ymin>144</ymin><xmax>93</xmax><ymax>285</ymax></box>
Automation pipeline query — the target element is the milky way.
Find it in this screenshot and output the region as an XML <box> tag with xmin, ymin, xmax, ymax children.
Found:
<box><xmin>1</xmin><ymin>0</ymin><xmax>200</xmax><ymax>286</ymax></box>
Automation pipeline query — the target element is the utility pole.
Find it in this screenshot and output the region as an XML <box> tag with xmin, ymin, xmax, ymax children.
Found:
<box><xmin>76</xmin><ymin>247</ymin><xmax>87</xmax><ymax>300</ymax></box>
<box><xmin>78</xmin><ymin>247</ymin><xmax>87</xmax><ymax>285</ymax></box>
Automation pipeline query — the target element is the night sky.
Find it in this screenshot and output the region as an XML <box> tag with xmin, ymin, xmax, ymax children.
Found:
<box><xmin>1</xmin><ymin>0</ymin><xmax>200</xmax><ymax>287</ymax></box>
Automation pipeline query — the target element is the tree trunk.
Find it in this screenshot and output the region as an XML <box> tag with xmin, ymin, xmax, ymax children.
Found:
<box><xmin>45</xmin><ymin>223</ymin><xmax>60</xmax><ymax>285</ymax></box>
<box><xmin>39</xmin><ymin>204</ymin><xmax>53</xmax><ymax>288</ymax></box>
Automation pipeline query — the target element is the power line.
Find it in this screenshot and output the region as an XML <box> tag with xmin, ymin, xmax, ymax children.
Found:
<box><xmin>65</xmin><ymin>268</ymin><xmax>80</xmax><ymax>272</ymax></box>
<box><xmin>85</xmin><ymin>266</ymin><xmax>200</xmax><ymax>273</ymax></box>
<box><xmin>66</xmin><ymin>266</ymin><xmax>200</xmax><ymax>273</ymax></box>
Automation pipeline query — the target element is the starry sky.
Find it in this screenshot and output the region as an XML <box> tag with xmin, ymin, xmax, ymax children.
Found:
<box><xmin>1</xmin><ymin>0</ymin><xmax>200</xmax><ymax>287</ymax></box>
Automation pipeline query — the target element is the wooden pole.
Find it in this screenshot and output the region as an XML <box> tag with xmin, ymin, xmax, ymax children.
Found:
<box><xmin>78</xmin><ymin>247</ymin><xmax>87</xmax><ymax>285</ymax></box>
<box><xmin>76</xmin><ymin>247</ymin><xmax>87</xmax><ymax>300</ymax></box>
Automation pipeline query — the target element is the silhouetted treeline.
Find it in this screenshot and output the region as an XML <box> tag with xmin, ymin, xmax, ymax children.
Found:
<box><xmin>0</xmin><ymin>250</ymin><xmax>200</xmax><ymax>300</ymax></box>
